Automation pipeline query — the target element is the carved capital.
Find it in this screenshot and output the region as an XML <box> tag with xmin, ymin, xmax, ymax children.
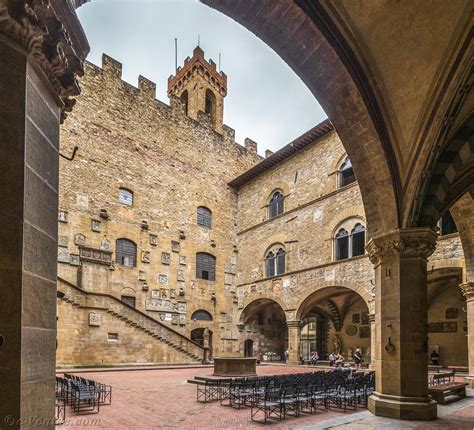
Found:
<box><xmin>460</xmin><ymin>282</ymin><xmax>474</xmax><ymax>300</ymax></box>
<box><xmin>0</xmin><ymin>0</ymin><xmax>89</xmax><ymax>121</ymax></box>
<box><xmin>236</xmin><ymin>323</ymin><xmax>245</xmax><ymax>332</ymax></box>
<box><xmin>286</xmin><ymin>320</ymin><xmax>302</xmax><ymax>329</ymax></box>
<box><xmin>366</xmin><ymin>228</ymin><xmax>437</xmax><ymax>266</ymax></box>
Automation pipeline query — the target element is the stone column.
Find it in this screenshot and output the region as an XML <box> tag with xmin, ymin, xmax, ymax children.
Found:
<box><xmin>369</xmin><ymin>313</ymin><xmax>376</xmax><ymax>369</ymax></box>
<box><xmin>0</xmin><ymin>2</ymin><xmax>88</xmax><ymax>427</ymax></box>
<box><xmin>286</xmin><ymin>320</ymin><xmax>302</xmax><ymax>365</ymax></box>
<box><xmin>366</xmin><ymin>228</ymin><xmax>438</xmax><ymax>420</ymax></box>
<box><xmin>460</xmin><ymin>282</ymin><xmax>474</xmax><ymax>388</ymax></box>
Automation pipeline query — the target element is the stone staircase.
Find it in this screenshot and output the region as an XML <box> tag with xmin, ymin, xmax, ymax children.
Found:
<box><xmin>57</xmin><ymin>277</ymin><xmax>205</xmax><ymax>363</ymax></box>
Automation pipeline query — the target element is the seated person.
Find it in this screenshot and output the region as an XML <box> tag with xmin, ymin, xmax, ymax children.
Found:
<box><xmin>335</xmin><ymin>353</ymin><xmax>345</xmax><ymax>367</ymax></box>
<box><xmin>430</xmin><ymin>350</ymin><xmax>440</xmax><ymax>365</ymax></box>
<box><xmin>329</xmin><ymin>352</ymin><xmax>336</xmax><ymax>366</ymax></box>
<box><xmin>310</xmin><ymin>351</ymin><xmax>319</xmax><ymax>365</ymax></box>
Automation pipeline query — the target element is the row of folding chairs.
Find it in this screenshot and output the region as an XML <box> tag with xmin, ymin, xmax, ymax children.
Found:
<box><xmin>56</xmin><ymin>374</ymin><xmax>112</xmax><ymax>415</ymax></box>
<box><xmin>222</xmin><ymin>371</ymin><xmax>360</xmax><ymax>408</ymax></box>
<box><xmin>63</xmin><ymin>373</ymin><xmax>112</xmax><ymax>406</ymax></box>
<box><xmin>250</xmin><ymin>375</ymin><xmax>375</xmax><ymax>424</ymax></box>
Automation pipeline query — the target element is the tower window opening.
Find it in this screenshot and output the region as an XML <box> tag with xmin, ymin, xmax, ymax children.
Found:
<box><xmin>205</xmin><ymin>89</ymin><xmax>216</xmax><ymax>127</ymax></box>
<box><xmin>180</xmin><ymin>90</ymin><xmax>189</xmax><ymax>115</ymax></box>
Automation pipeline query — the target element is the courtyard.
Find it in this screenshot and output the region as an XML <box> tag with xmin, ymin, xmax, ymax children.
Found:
<box><xmin>57</xmin><ymin>365</ymin><xmax>474</xmax><ymax>429</ymax></box>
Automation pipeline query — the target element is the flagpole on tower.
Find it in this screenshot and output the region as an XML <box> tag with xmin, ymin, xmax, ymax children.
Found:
<box><xmin>174</xmin><ymin>38</ymin><xmax>177</xmax><ymax>71</ymax></box>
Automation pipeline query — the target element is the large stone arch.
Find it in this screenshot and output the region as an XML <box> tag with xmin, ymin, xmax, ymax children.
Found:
<box><xmin>201</xmin><ymin>0</ymin><xmax>400</xmax><ymax>238</ymax></box>
<box><xmin>238</xmin><ymin>295</ymin><xmax>289</xmax><ymax>325</ymax></box>
<box><xmin>450</xmin><ymin>187</ymin><xmax>474</xmax><ymax>282</ymax></box>
<box><xmin>296</xmin><ymin>285</ymin><xmax>371</xmax><ymax>322</ymax></box>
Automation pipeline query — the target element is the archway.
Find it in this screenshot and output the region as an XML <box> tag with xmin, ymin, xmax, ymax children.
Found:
<box><xmin>427</xmin><ymin>267</ymin><xmax>467</xmax><ymax>367</ymax></box>
<box><xmin>191</xmin><ymin>328</ymin><xmax>213</xmax><ymax>359</ymax></box>
<box><xmin>0</xmin><ymin>0</ymin><xmax>468</xmax><ymax>423</ymax></box>
<box><xmin>239</xmin><ymin>298</ymin><xmax>287</xmax><ymax>362</ymax></box>
<box><xmin>244</xmin><ymin>339</ymin><xmax>254</xmax><ymax>358</ymax></box>
<box><xmin>297</xmin><ymin>286</ymin><xmax>371</xmax><ymax>363</ymax></box>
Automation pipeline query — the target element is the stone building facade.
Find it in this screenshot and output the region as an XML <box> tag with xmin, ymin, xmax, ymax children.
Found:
<box><xmin>56</xmin><ymin>48</ymin><xmax>468</xmax><ymax>368</ymax></box>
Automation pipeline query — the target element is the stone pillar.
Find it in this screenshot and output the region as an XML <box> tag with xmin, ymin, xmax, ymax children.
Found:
<box><xmin>460</xmin><ymin>282</ymin><xmax>474</xmax><ymax>388</ymax></box>
<box><xmin>286</xmin><ymin>320</ymin><xmax>302</xmax><ymax>365</ymax></box>
<box><xmin>202</xmin><ymin>328</ymin><xmax>212</xmax><ymax>363</ymax></box>
<box><xmin>0</xmin><ymin>2</ymin><xmax>88</xmax><ymax>427</ymax></box>
<box><xmin>369</xmin><ymin>313</ymin><xmax>376</xmax><ymax>369</ymax></box>
<box><xmin>366</xmin><ymin>228</ymin><xmax>438</xmax><ymax>420</ymax></box>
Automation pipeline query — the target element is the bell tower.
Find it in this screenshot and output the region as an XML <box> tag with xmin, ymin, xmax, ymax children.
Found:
<box><xmin>168</xmin><ymin>46</ymin><xmax>227</xmax><ymax>133</ymax></box>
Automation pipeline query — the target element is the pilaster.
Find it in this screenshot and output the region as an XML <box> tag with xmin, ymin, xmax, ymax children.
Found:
<box><xmin>286</xmin><ymin>320</ymin><xmax>302</xmax><ymax>365</ymax></box>
<box><xmin>460</xmin><ymin>281</ymin><xmax>474</xmax><ymax>388</ymax></box>
<box><xmin>369</xmin><ymin>313</ymin><xmax>376</xmax><ymax>369</ymax></box>
<box><xmin>0</xmin><ymin>2</ymin><xmax>88</xmax><ymax>427</ymax></box>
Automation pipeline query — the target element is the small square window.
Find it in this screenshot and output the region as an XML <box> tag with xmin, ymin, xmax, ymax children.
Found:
<box><xmin>119</xmin><ymin>188</ymin><xmax>134</xmax><ymax>206</ymax></box>
<box><xmin>108</xmin><ymin>333</ymin><xmax>118</xmax><ymax>341</ymax></box>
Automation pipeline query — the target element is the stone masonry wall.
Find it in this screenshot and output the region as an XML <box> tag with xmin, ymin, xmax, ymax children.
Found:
<box><xmin>57</xmin><ymin>57</ymin><xmax>467</xmax><ymax>365</ymax></box>
<box><xmin>57</xmin><ymin>55</ymin><xmax>260</xmax><ymax>365</ymax></box>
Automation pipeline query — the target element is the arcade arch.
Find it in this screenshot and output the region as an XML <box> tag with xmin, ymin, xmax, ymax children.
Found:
<box><xmin>296</xmin><ymin>286</ymin><xmax>371</xmax><ymax>363</ymax></box>
<box><xmin>238</xmin><ymin>298</ymin><xmax>287</xmax><ymax>362</ymax></box>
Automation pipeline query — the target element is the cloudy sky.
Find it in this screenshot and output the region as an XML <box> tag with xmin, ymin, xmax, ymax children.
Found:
<box><xmin>77</xmin><ymin>0</ymin><xmax>326</xmax><ymax>155</ymax></box>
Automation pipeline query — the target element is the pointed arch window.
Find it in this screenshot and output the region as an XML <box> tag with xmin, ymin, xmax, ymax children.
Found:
<box><xmin>268</xmin><ymin>190</ymin><xmax>284</xmax><ymax>218</ymax></box>
<box><xmin>339</xmin><ymin>157</ymin><xmax>356</xmax><ymax>188</ymax></box>
<box><xmin>265</xmin><ymin>246</ymin><xmax>285</xmax><ymax>277</ymax></box>
<box><xmin>335</xmin><ymin>228</ymin><xmax>349</xmax><ymax>260</ymax></box>
<box><xmin>334</xmin><ymin>221</ymin><xmax>366</xmax><ymax>261</ymax></box>
<box><xmin>351</xmin><ymin>224</ymin><xmax>366</xmax><ymax>257</ymax></box>
<box><xmin>116</xmin><ymin>239</ymin><xmax>137</xmax><ymax>267</ymax></box>
<box><xmin>265</xmin><ymin>251</ymin><xmax>275</xmax><ymax>277</ymax></box>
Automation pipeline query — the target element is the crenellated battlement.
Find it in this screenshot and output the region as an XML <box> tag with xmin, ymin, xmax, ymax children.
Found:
<box><xmin>81</xmin><ymin>53</ymin><xmax>261</xmax><ymax>160</ymax></box>
<box><xmin>167</xmin><ymin>46</ymin><xmax>227</xmax><ymax>98</ymax></box>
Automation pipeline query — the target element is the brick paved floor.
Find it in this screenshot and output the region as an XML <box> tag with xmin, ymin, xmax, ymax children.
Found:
<box><xmin>57</xmin><ymin>365</ymin><xmax>354</xmax><ymax>429</ymax></box>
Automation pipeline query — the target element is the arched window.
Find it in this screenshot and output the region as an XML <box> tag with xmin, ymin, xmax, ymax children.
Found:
<box><xmin>268</xmin><ymin>190</ymin><xmax>284</xmax><ymax>218</ymax></box>
<box><xmin>339</xmin><ymin>157</ymin><xmax>356</xmax><ymax>188</ymax></box>
<box><xmin>196</xmin><ymin>252</ymin><xmax>216</xmax><ymax>281</ymax></box>
<box><xmin>334</xmin><ymin>220</ymin><xmax>366</xmax><ymax>261</ymax></box>
<box><xmin>351</xmin><ymin>223</ymin><xmax>366</xmax><ymax>257</ymax></box>
<box><xmin>265</xmin><ymin>245</ymin><xmax>285</xmax><ymax>277</ymax></box>
<box><xmin>265</xmin><ymin>251</ymin><xmax>275</xmax><ymax>277</ymax></box>
<box><xmin>335</xmin><ymin>228</ymin><xmax>349</xmax><ymax>260</ymax></box>
<box><xmin>191</xmin><ymin>310</ymin><xmax>213</xmax><ymax>321</ymax></box>
<box><xmin>116</xmin><ymin>239</ymin><xmax>137</xmax><ymax>267</ymax></box>
<box><xmin>440</xmin><ymin>211</ymin><xmax>458</xmax><ymax>236</ymax></box>
<box><xmin>205</xmin><ymin>89</ymin><xmax>216</xmax><ymax>127</ymax></box>
<box><xmin>197</xmin><ymin>206</ymin><xmax>212</xmax><ymax>229</ymax></box>
<box><xmin>119</xmin><ymin>188</ymin><xmax>133</xmax><ymax>206</ymax></box>
<box><xmin>180</xmin><ymin>90</ymin><xmax>189</xmax><ymax>115</ymax></box>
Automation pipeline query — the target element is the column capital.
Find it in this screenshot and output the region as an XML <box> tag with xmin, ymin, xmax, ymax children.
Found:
<box><xmin>286</xmin><ymin>320</ymin><xmax>302</xmax><ymax>328</ymax></box>
<box><xmin>460</xmin><ymin>282</ymin><xmax>474</xmax><ymax>299</ymax></box>
<box><xmin>366</xmin><ymin>228</ymin><xmax>437</xmax><ymax>266</ymax></box>
<box><xmin>0</xmin><ymin>0</ymin><xmax>89</xmax><ymax>121</ymax></box>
